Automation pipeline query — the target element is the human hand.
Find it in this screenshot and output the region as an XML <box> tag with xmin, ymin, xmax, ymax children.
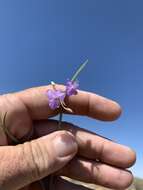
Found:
<box><xmin>0</xmin><ymin>85</ymin><xmax>136</xmax><ymax>190</ymax></box>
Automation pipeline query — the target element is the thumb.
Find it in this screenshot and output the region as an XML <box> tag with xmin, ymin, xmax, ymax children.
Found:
<box><xmin>0</xmin><ymin>131</ymin><xmax>78</xmax><ymax>190</ymax></box>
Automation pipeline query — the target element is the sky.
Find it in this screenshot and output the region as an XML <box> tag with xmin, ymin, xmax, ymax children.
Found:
<box><xmin>0</xmin><ymin>0</ymin><xmax>143</xmax><ymax>178</ymax></box>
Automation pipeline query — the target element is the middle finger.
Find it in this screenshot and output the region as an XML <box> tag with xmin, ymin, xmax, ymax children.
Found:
<box><xmin>34</xmin><ymin>120</ymin><xmax>136</xmax><ymax>169</ymax></box>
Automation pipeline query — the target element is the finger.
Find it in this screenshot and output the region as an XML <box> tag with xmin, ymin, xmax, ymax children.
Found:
<box><xmin>43</xmin><ymin>176</ymin><xmax>92</xmax><ymax>190</ymax></box>
<box><xmin>16</xmin><ymin>84</ymin><xmax>121</xmax><ymax>121</ymax></box>
<box><xmin>35</xmin><ymin>120</ymin><xmax>136</xmax><ymax>168</ymax></box>
<box><xmin>0</xmin><ymin>85</ymin><xmax>121</xmax><ymax>145</ymax></box>
<box><xmin>58</xmin><ymin>158</ymin><xmax>133</xmax><ymax>190</ymax></box>
<box><xmin>0</xmin><ymin>131</ymin><xmax>77</xmax><ymax>190</ymax></box>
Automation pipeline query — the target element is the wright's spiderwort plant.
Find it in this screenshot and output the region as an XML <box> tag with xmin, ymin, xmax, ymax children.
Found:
<box><xmin>46</xmin><ymin>59</ymin><xmax>88</xmax><ymax>128</ymax></box>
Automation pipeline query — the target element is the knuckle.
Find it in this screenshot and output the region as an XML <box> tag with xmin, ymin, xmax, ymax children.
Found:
<box><xmin>22</xmin><ymin>141</ymin><xmax>43</xmax><ymax>180</ymax></box>
<box><xmin>23</xmin><ymin>139</ymin><xmax>51</xmax><ymax>180</ymax></box>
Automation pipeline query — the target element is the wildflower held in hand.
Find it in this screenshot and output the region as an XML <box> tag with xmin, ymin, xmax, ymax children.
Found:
<box><xmin>46</xmin><ymin>59</ymin><xmax>88</xmax><ymax>128</ymax></box>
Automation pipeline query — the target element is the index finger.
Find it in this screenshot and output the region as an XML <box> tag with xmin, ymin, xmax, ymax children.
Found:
<box><xmin>16</xmin><ymin>84</ymin><xmax>121</xmax><ymax>121</ymax></box>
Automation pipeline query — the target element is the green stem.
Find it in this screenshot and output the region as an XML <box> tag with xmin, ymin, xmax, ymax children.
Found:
<box><xmin>58</xmin><ymin>112</ymin><xmax>63</xmax><ymax>129</ymax></box>
<box><xmin>58</xmin><ymin>59</ymin><xmax>88</xmax><ymax>129</ymax></box>
<box><xmin>71</xmin><ymin>59</ymin><xmax>88</xmax><ymax>81</ymax></box>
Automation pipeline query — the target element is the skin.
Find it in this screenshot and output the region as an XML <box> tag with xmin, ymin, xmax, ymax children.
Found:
<box><xmin>0</xmin><ymin>85</ymin><xmax>136</xmax><ymax>190</ymax></box>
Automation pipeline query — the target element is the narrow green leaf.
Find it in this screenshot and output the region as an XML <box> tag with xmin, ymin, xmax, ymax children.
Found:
<box><xmin>71</xmin><ymin>59</ymin><xmax>88</xmax><ymax>81</ymax></box>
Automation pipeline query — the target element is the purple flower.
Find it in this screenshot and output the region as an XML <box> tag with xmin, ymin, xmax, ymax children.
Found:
<box><xmin>46</xmin><ymin>89</ymin><xmax>66</xmax><ymax>110</ymax></box>
<box><xmin>66</xmin><ymin>80</ymin><xmax>79</xmax><ymax>96</ymax></box>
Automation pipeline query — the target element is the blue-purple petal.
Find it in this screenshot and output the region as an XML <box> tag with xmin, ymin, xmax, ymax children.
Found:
<box><xmin>46</xmin><ymin>89</ymin><xmax>66</xmax><ymax>110</ymax></box>
<box><xmin>66</xmin><ymin>80</ymin><xmax>79</xmax><ymax>96</ymax></box>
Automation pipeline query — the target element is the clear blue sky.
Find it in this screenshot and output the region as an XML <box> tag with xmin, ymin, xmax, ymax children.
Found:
<box><xmin>0</xmin><ymin>0</ymin><xmax>143</xmax><ymax>178</ymax></box>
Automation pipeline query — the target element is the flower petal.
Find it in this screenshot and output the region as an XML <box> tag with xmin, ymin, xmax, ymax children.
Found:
<box><xmin>66</xmin><ymin>80</ymin><xmax>79</xmax><ymax>96</ymax></box>
<box><xmin>46</xmin><ymin>89</ymin><xmax>66</xmax><ymax>110</ymax></box>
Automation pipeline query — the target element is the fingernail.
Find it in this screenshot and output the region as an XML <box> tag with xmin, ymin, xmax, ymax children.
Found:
<box><xmin>53</xmin><ymin>132</ymin><xmax>77</xmax><ymax>157</ymax></box>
